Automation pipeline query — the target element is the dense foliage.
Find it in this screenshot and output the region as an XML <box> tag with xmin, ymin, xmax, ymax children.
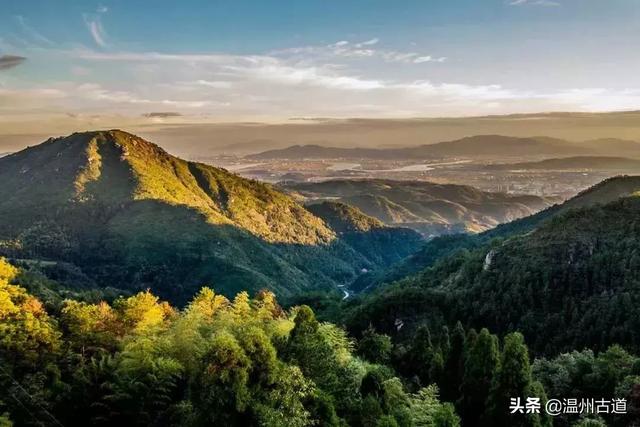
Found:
<box><xmin>1</xmin><ymin>258</ymin><xmax>462</xmax><ymax>427</ymax></box>
<box><xmin>2</xmin><ymin>256</ymin><xmax>639</xmax><ymax>426</ymax></box>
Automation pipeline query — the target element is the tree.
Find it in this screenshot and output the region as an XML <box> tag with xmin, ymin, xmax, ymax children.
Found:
<box><xmin>101</xmin><ymin>337</ymin><xmax>183</xmax><ymax>426</ymax></box>
<box><xmin>114</xmin><ymin>291</ymin><xmax>171</xmax><ymax>334</ymax></box>
<box><xmin>487</xmin><ymin>332</ymin><xmax>547</xmax><ymax>427</ymax></box>
<box><xmin>252</xmin><ymin>365</ymin><xmax>315</xmax><ymax>427</ymax></box>
<box><xmin>429</xmin><ymin>349</ymin><xmax>445</xmax><ymax>389</ymax></box>
<box><xmin>440</xmin><ymin>326</ymin><xmax>451</xmax><ymax>361</ymax></box>
<box><xmin>61</xmin><ymin>300</ymin><xmax>118</xmax><ymax>355</ymax></box>
<box><xmin>358</xmin><ymin>325</ymin><xmax>392</xmax><ymax>364</ymax></box>
<box><xmin>186</xmin><ymin>287</ymin><xmax>228</xmax><ymax>318</ymax></box>
<box><xmin>409</xmin><ymin>385</ymin><xmax>461</xmax><ymax>427</ymax></box>
<box><xmin>232</xmin><ymin>291</ymin><xmax>252</xmax><ymax>319</ymax></box>
<box><xmin>0</xmin><ymin>278</ymin><xmax>60</xmax><ymax>368</ymax></box>
<box><xmin>442</xmin><ymin>322</ymin><xmax>466</xmax><ymax>401</ymax></box>
<box><xmin>193</xmin><ymin>331</ymin><xmax>251</xmax><ymax>424</ymax></box>
<box><xmin>459</xmin><ymin>328</ymin><xmax>499</xmax><ymax>425</ymax></box>
<box><xmin>404</xmin><ymin>325</ymin><xmax>434</xmax><ymax>384</ymax></box>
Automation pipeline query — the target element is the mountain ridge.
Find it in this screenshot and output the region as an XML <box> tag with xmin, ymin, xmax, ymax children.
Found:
<box><xmin>248</xmin><ymin>135</ymin><xmax>640</xmax><ymax>160</ymax></box>
<box><xmin>485</xmin><ymin>156</ymin><xmax>640</xmax><ymax>171</ymax></box>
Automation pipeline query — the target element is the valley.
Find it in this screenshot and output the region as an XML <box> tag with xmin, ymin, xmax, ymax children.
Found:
<box><xmin>3</xmin><ymin>130</ymin><xmax>640</xmax><ymax>427</ymax></box>
<box><xmin>5</xmin><ymin>2</ymin><xmax>640</xmax><ymax>425</ymax></box>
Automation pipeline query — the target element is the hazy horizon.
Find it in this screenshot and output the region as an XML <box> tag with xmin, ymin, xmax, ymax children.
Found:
<box><xmin>5</xmin><ymin>110</ymin><xmax>640</xmax><ymax>157</ymax></box>
<box><xmin>3</xmin><ymin>0</ymin><xmax>640</xmax><ymax>146</ymax></box>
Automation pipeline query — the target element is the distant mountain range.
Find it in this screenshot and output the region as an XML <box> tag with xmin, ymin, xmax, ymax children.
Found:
<box><xmin>0</xmin><ymin>130</ymin><xmax>422</xmax><ymax>302</ymax></box>
<box><xmin>248</xmin><ymin>135</ymin><xmax>640</xmax><ymax>160</ymax></box>
<box><xmin>485</xmin><ymin>156</ymin><xmax>640</xmax><ymax>171</ymax></box>
<box><xmin>282</xmin><ymin>179</ymin><xmax>555</xmax><ymax>235</ymax></box>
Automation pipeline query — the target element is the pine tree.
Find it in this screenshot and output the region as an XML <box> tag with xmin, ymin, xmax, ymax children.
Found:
<box><xmin>440</xmin><ymin>326</ymin><xmax>451</xmax><ymax>361</ymax></box>
<box><xmin>409</xmin><ymin>325</ymin><xmax>434</xmax><ymax>385</ymax></box>
<box><xmin>442</xmin><ymin>322</ymin><xmax>466</xmax><ymax>402</ymax></box>
<box><xmin>459</xmin><ymin>328</ymin><xmax>499</xmax><ymax>425</ymax></box>
<box><xmin>486</xmin><ymin>332</ymin><xmax>547</xmax><ymax>427</ymax></box>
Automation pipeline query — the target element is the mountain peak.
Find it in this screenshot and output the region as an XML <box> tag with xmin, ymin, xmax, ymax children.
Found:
<box><xmin>0</xmin><ymin>130</ymin><xmax>336</xmax><ymax>245</ymax></box>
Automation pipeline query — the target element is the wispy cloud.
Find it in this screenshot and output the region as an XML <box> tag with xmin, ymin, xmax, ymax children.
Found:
<box><xmin>83</xmin><ymin>14</ymin><xmax>108</xmax><ymax>47</ymax></box>
<box><xmin>509</xmin><ymin>0</ymin><xmax>561</xmax><ymax>6</ymax></box>
<box><xmin>355</xmin><ymin>38</ymin><xmax>379</xmax><ymax>47</ymax></box>
<box><xmin>271</xmin><ymin>39</ymin><xmax>447</xmax><ymax>64</ymax></box>
<box><xmin>195</xmin><ymin>79</ymin><xmax>233</xmax><ymax>89</ymax></box>
<box><xmin>15</xmin><ymin>15</ymin><xmax>54</xmax><ymax>46</ymax></box>
<box><xmin>0</xmin><ymin>55</ymin><xmax>27</xmax><ymax>70</ymax></box>
<box><xmin>3</xmin><ymin>32</ymin><xmax>637</xmax><ymax>119</ymax></box>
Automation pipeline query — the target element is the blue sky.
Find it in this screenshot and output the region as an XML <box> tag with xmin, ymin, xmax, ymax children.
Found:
<box><xmin>1</xmin><ymin>0</ymin><xmax>640</xmax><ymax>128</ymax></box>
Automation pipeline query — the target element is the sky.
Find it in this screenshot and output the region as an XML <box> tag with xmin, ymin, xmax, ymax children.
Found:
<box><xmin>2</xmin><ymin>0</ymin><xmax>640</xmax><ymax>132</ymax></box>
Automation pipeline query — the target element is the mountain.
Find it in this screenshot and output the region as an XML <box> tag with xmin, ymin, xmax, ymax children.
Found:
<box><xmin>580</xmin><ymin>138</ymin><xmax>640</xmax><ymax>156</ymax></box>
<box><xmin>352</xmin><ymin>174</ymin><xmax>640</xmax><ymax>294</ymax></box>
<box><xmin>282</xmin><ymin>179</ymin><xmax>554</xmax><ymax>236</ymax></box>
<box><xmin>417</xmin><ymin>135</ymin><xmax>578</xmax><ymax>157</ymax></box>
<box><xmin>248</xmin><ymin>135</ymin><xmax>640</xmax><ymax>160</ymax></box>
<box><xmin>0</xmin><ymin>130</ymin><xmax>422</xmax><ymax>303</ymax></box>
<box><xmin>346</xmin><ymin>174</ymin><xmax>640</xmax><ymax>355</ymax></box>
<box><xmin>486</xmin><ymin>156</ymin><xmax>640</xmax><ymax>171</ymax></box>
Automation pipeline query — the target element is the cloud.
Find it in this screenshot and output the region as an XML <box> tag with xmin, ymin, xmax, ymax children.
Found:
<box><xmin>15</xmin><ymin>15</ymin><xmax>54</xmax><ymax>46</ymax></box>
<box><xmin>509</xmin><ymin>0</ymin><xmax>561</xmax><ymax>6</ymax></box>
<box><xmin>355</xmin><ymin>38</ymin><xmax>379</xmax><ymax>47</ymax></box>
<box><xmin>142</xmin><ymin>112</ymin><xmax>182</xmax><ymax>118</ymax></box>
<box><xmin>271</xmin><ymin>39</ymin><xmax>446</xmax><ymax>65</ymax></box>
<box><xmin>413</xmin><ymin>56</ymin><xmax>447</xmax><ymax>64</ymax></box>
<box><xmin>7</xmin><ymin>41</ymin><xmax>639</xmax><ymax>119</ymax></box>
<box><xmin>0</xmin><ymin>55</ymin><xmax>27</xmax><ymax>70</ymax></box>
<box><xmin>196</xmin><ymin>79</ymin><xmax>233</xmax><ymax>88</ymax></box>
<box><xmin>97</xmin><ymin>5</ymin><xmax>109</xmax><ymax>13</ymax></box>
<box><xmin>83</xmin><ymin>15</ymin><xmax>108</xmax><ymax>47</ymax></box>
<box><xmin>74</xmin><ymin>83</ymin><xmax>218</xmax><ymax>108</ymax></box>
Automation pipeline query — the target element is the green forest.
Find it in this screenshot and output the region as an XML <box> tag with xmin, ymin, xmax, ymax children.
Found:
<box><xmin>2</xmin><ymin>257</ymin><xmax>639</xmax><ymax>427</ymax></box>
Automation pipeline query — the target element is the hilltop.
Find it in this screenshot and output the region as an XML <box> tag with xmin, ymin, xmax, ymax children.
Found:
<box><xmin>0</xmin><ymin>130</ymin><xmax>333</xmax><ymax>245</ymax></box>
<box><xmin>0</xmin><ymin>130</ymin><xmax>422</xmax><ymax>302</ymax></box>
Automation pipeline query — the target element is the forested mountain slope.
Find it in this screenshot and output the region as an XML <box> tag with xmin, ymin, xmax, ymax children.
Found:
<box><xmin>346</xmin><ymin>177</ymin><xmax>640</xmax><ymax>355</ymax></box>
<box><xmin>0</xmin><ymin>131</ymin><xmax>422</xmax><ymax>303</ymax></box>
<box><xmin>354</xmin><ymin>175</ymin><xmax>640</xmax><ymax>293</ymax></box>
